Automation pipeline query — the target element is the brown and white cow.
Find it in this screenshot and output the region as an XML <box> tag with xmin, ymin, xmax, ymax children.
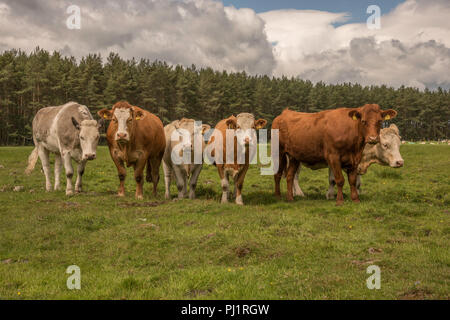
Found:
<box><xmin>208</xmin><ymin>113</ymin><xmax>267</xmax><ymax>205</ymax></box>
<box><xmin>162</xmin><ymin>118</ymin><xmax>211</xmax><ymax>199</ymax></box>
<box><xmin>98</xmin><ymin>101</ymin><xmax>165</xmax><ymax>199</ymax></box>
<box><xmin>25</xmin><ymin>102</ymin><xmax>100</xmax><ymax>195</ymax></box>
<box><xmin>273</xmin><ymin>104</ymin><xmax>397</xmax><ymax>205</ymax></box>
<box><xmin>289</xmin><ymin>124</ymin><xmax>404</xmax><ymax>199</ymax></box>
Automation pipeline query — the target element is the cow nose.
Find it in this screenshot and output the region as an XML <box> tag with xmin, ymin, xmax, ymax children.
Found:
<box><xmin>367</xmin><ymin>136</ymin><xmax>379</xmax><ymax>144</ymax></box>
<box><xmin>83</xmin><ymin>154</ymin><xmax>96</xmax><ymax>160</ymax></box>
<box><xmin>396</xmin><ymin>160</ymin><xmax>404</xmax><ymax>167</ymax></box>
<box><xmin>117</xmin><ymin>133</ymin><xmax>128</xmax><ymax>140</ymax></box>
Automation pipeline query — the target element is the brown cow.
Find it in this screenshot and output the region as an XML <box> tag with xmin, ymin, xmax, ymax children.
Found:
<box><xmin>98</xmin><ymin>101</ymin><xmax>165</xmax><ymax>199</ymax></box>
<box><xmin>273</xmin><ymin>104</ymin><xmax>397</xmax><ymax>205</ymax></box>
<box><xmin>208</xmin><ymin>113</ymin><xmax>267</xmax><ymax>205</ymax></box>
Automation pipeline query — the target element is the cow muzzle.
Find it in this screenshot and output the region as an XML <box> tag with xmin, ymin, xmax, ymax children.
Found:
<box><xmin>116</xmin><ymin>132</ymin><xmax>129</xmax><ymax>142</ymax></box>
<box><xmin>394</xmin><ymin>159</ymin><xmax>404</xmax><ymax>168</ymax></box>
<box><xmin>366</xmin><ymin>136</ymin><xmax>379</xmax><ymax>145</ymax></box>
<box><xmin>83</xmin><ymin>154</ymin><xmax>96</xmax><ymax>161</ymax></box>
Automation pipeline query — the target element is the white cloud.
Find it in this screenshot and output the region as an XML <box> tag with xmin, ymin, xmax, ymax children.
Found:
<box><xmin>260</xmin><ymin>0</ymin><xmax>450</xmax><ymax>89</ymax></box>
<box><xmin>0</xmin><ymin>0</ymin><xmax>449</xmax><ymax>89</ymax></box>
<box><xmin>0</xmin><ymin>0</ymin><xmax>275</xmax><ymax>75</ymax></box>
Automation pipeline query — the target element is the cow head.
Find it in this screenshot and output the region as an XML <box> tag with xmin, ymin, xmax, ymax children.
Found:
<box><xmin>98</xmin><ymin>101</ymin><xmax>144</xmax><ymax>143</ymax></box>
<box><xmin>349</xmin><ymin>104</ymin><xmax>397</xmax><ymax>145</ymax></box>
<box><xmin>377</xmin><ymin>124</ymin><xmax>404</xmax><ymax>168</ymax></box>
<box><xmin>174</xmin><ymin>118</ymin><xmax>211</xmax><ymax>153</ymax></box>
<box><xmin>71</xmin><ymin>118</ymin><xmax>100</xmax><ymax>161</ymax></box>
<box><xmin>226</xmin><ymin>113</ymin><xmax>267</xmax><ymax>147</ymax></box>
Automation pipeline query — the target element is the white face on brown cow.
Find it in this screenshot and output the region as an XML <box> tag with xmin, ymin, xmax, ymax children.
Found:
<box><xmin>236</xmin><ymin>113</ymin><xmax>257</xmax><ymax>146</ymax></box>
<box><xmin>113</xmin><ymin>108</ymin><xmax>132</xmax><ymax>142</ymax></box>
<box><xmin>378</xmin><ymin>132</ymin><xmax>404</xmax><ymax>168</ymax></box>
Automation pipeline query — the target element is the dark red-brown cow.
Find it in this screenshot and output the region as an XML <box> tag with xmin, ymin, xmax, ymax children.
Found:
<box><xmin>98</xmin><ymin>101</ymin><xmax>165</xmax><ymax>199</ymax></box>
<box><xmin>272</xmin><ymin>104</ymin><xmax>397</xmax><ymax>205</ymax></box>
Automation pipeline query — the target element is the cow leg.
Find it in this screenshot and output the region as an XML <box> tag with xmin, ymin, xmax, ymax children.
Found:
<box><xmin>293</xmin><ymin>164</ymin><xmax>305</xmax><ymax>197</ymax></box>
<box><xmin>356</xmin><ymin>175</ymin><xmax>362</xmax><ymax>195</ymax></box>
<box><xmin>75</xmin><ymin>160</ymin><xmax>87</xmax><ymax>193</ymax></box>
<box><xmin>62</xmin><ymin>151</ymin><xmax>74</xmax><ymax>196</ymax></box>
<box><xmin>347</xmin><ymin>169</ymin><xmax>360</xmax><ymax>203</ymax></box>
<box><xmin>54</xmin><ymin>153</ymin><xmax>62</xmax><ymax>191</ymax></box>
<box><xmin>112</xmin><ymin>157</ymin><xmax>126</xmax><ymax>197</ymax></box>
<box><xmin>328</xmin><ymin>156</ymin><xmax>345</xmax><ymax>206</ymax></box>
<box><xmin>188</xmin><ymin>165</ymin><xmax>202</xmax><ymax>200</ymax></box>
<box><xmin>234</xmin><ymin>166</ymin><xmax>249</xmax><ymax>205</ymax></box>
<box><xmin>134</xmin><ymin>158</ymin><xmax>147</xmax><ymax>200</ymax></box>
<box><xmin>326</xmin><ymin>167</ymin><xmax>336</xmax><ymax>199</ymax></box>
<box><xmin>149</xmin><ymin>156</ymin><xmax>162</xmax><ymax>196</ymax></box>
<box><xmin>286</xmin><ymin>157</ymin><xmax>300</xmax><ymax>202</ymax></box>
<box><xmin>172</xmin><ymin>165</ymin><xmax>187</xmax><ymax>199</ymax></box>
<box><xmin>218</xmin><ymin>166</ymin><xmax>229</xmax><ymax>204</ymax></box>
<box><xmin>38</xmin><ymin>147</ymin><xmax>52</xmax><ymax>191</ymax></box>
<box><xmin>274</xmin><ymin>152</ymin><xmax>286</xmax><ymax>198</ymax></box>
<box><xmin>162</xmin><ymin>161</ymin><xmax>172</xmax><ymax>200</ymax></box>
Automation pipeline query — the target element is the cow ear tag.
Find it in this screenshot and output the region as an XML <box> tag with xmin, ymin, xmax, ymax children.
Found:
<box><xmin>103</xmin><ymin>114</ymin><xmax>108</xmax><ymax>119</ymax></box>
<box><xmin>384</xmin><ymin>115</ymin><xmax>391</xmax><ymax>120</ymax></box>
<box><xmin>352</xmin><ymin>115</ymin><xmax>357</xmax><ymax>120</ymax></box>
<box><xmin>136</xmin><ymin>116</ymin><xmax>141</xmax><ymax>120</ymax></box>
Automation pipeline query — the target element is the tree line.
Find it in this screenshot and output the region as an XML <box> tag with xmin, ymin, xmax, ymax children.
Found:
<box><xmin>0</xmin><ymin>47</ymin><xmax>448</xmax><ymax>145</ymax></box>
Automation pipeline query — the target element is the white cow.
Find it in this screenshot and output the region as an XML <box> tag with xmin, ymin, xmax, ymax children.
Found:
<box><xmin>25</xmin><ymin>102</ymin><xmax>100</xmax><ymax>195</ymax></box>
<box><xmin>162</xmin><ymin>118</ymin><xmax>210</xmax><ymax>199</ymax></box>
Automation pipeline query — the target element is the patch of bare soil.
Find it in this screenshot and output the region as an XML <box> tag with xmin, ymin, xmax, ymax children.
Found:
<box><xmin>118</xmin><ymin>201</ymin><xmax>164</xmax><ymax>208</ymax></box>
<box><xmin>398</xmin><ymin>288</ymin><xmax>433</xmax><ymax>300</ymax></box>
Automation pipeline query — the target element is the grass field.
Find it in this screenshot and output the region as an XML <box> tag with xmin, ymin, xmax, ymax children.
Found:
<box><xmin>0</xmin><ymin>145</ymin><xmax>449</xmax><ymax>300</ymax></box>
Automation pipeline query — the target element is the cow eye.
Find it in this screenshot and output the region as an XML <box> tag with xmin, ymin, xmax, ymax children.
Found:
<box><xmin>80</xmin><ymin>136</ymin><xmax>85</xmax><ymax>140</ymax></box>
<box><xmin>383</xmin><ymin>143</ymin><xmax>388</xmax><ymax>148</ymax></box>
<box><xmin>362</xmin><ymin>120</ymin><xmax>367</xmax><ymax>125</ymax></box>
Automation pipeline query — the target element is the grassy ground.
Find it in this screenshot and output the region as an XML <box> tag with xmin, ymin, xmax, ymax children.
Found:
<box><xmin>0</xmin><ymin>145</ymin><xmax>449</xmax><ymax>300</ymax></box>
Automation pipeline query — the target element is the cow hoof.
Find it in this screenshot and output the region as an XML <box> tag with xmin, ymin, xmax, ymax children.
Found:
<box><xmin>117</xmin><ymin>193</ymin><xmax>125</xmax><ymax>197</ymax></box>
<box><xmin>165</xmin><ymin>194</ymin><xmax>170</xmax><ymax>200</ymax></box>
<box><xmin>335</xmin><ymin>201</ymin><xmax>344</xmax><ymax>206</ymax></box>
<box><xmin>136</xmin><ymin>195</ymin><xmax>144</xmax><ymax>200</ymax></box>
<box><xmin>352</xmin><ymin>199</ymin><xmax>361</xmax><ymax>204</ymax></box>
<box><xmin>66</xmin><ymin>190</ymin><xmax>74</xmax><ymax>196</ymax></box>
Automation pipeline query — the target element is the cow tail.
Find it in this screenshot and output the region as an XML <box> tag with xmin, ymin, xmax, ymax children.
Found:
<box><xmin>25</xmin><ymin>146</ymin><xmax>39</xmax><ymax>175</ymax></box>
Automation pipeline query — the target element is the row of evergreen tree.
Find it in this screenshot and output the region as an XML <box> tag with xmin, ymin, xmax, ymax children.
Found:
<box><xmin>0</xmin><ymin>47</ymin><xmax>448</xmax><ymax>145</ymax></box>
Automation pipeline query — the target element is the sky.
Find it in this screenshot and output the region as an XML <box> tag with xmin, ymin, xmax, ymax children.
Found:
<box><xmin>0</xmin><ymin>0</ymin><xmax>449</xmax><ymax>89</ymax></box>
<box><xmin>222</xmin><ymin>0</ymin><xmax>404</xmax><ymax>23</ymax></box>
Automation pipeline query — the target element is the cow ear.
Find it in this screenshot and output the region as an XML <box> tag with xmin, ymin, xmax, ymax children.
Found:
<box><xmin>98</xmin><ymin>108</ymin><xmax>112</xmax><ymax>120</ymax></box>
<box><xmin>135</xmin><ymin>110</ymin><xmax>145</xmax><ymax>121</ymax></box>
<box><xmin>254</xmin><ymin>119</ymin><xmax>267</xmax><ymax>130</ymax></box>
<box><xmin>348</xmin><ymin>110</ymin><xmax>361</xmax><ymax>121</ymax></box>
<box><xmin>382</xmin><ymin>109</ymin><xmax>397</xmax><ymax>120</ymax></box>
<box><xmin>72</xmin><ymin>117</ymin><xmax>80</xmax><ymax>130</ymax></box>
<box><xmin>389</xmin><ymin>123</ymin><xmax>399</xmax><ymax>135</ymax></box>
<box><xmin>202</xmin><ymin>124</ymin><xmax>211</xmax><ymax>135</ymax></box>
<box><xmin>226</xmin><ymin>119</ymin><xmax>237</xmax><ymax>129</ymax></box>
